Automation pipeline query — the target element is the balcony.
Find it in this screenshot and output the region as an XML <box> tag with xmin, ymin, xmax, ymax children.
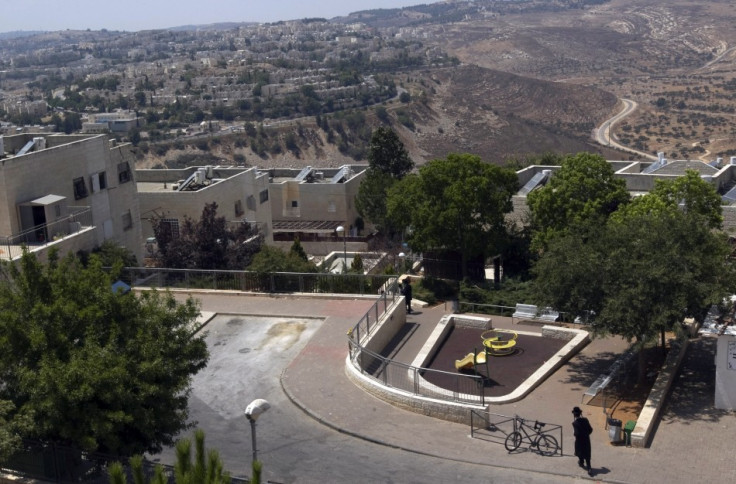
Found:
<box><xmin>0</xmin><ymin>207</ymin><xmax>94</xmax><ymax>261</ymax></box>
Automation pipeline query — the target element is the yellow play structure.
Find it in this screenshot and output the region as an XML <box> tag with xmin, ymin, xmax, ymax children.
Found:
<box><xmin>454</xmin><ymin>329</ymin><xmax>519</xmax><ymax>371</ymax></box>
<box><xmin>481</xmin><ymin>329</ymin><xmax>518</xmax><ymax>356</ymax></box>
<box><xmin>454</xmin><ymin>350</ymin><xmax>487</xmax><ymax>370</ymax></box>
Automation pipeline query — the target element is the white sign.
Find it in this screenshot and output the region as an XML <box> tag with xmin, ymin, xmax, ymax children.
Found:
<box><xmin>728</xmin><ymin>341</ymin><xmax>736</xmax><ymax>370</ymax></box>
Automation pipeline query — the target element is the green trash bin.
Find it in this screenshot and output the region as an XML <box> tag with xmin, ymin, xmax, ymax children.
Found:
<box><xmin>623</xmin><ymin>420</ymin><xmax>637</xmax><ymax>446</ymax></box>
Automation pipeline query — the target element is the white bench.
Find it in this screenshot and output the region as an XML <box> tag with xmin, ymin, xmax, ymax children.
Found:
<box><xmin>582</xmin><ymin>374</ymin><xmax>612</xmax><ymax>404</ymax></box>
<box><xmin>512</xmin><ymin>303</ymin><xmax>560</xmax><ymax>323</ymax></box>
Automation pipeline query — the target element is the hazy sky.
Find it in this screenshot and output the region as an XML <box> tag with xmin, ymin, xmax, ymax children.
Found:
<box><xmin>1</xmin><ymin>1</ymin><xmax>427</xmax><ymax>33</ymax></box>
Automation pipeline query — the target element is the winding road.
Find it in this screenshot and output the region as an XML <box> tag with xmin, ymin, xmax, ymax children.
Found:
<box><xmin>593</xmin><ymin>98</ymin><xmax>657</xmax><ymax>160</ymax></box>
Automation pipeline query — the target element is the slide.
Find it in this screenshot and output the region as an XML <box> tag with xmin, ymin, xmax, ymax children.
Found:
<box><xmin>454</xmin><ymin>351</ymin><xmax>487</xmax><ymax>370</ymax></box>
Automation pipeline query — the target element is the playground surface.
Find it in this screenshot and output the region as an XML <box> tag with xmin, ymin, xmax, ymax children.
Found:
<box><xmin>424</xmin><ymin>326</ymin><xmax>567</xmax><ymax>397</ymax></box>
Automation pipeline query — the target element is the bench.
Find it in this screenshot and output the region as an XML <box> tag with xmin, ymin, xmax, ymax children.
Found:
<box><xmin>512</xmin><ymin>303</ymin><xmax>560</xmax><ymax>323</ymax></box>
<box><xmin>581</xmin><ymin>373</ymin><xmax>612</xmax><ymax>404</ymax></box>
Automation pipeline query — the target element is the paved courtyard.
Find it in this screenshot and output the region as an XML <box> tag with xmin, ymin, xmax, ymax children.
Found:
<box><xmin>153</xmin><ymin>291</ymin><xmax>735</xmax><ymax>483</ymax></box>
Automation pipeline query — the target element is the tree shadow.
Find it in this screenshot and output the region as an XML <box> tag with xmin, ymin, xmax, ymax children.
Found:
<box><xmin>656</xmin><ymin>337</ymin><xmax>729</xmax><ymax>426</ymax></box>
<box><xmin>559</xmin><ymin>350</ymin><xmax>622</xmax><ymax>388</ymax></box>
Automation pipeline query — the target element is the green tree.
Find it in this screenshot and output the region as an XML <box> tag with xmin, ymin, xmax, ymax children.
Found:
<box><xmin>367</xmin><ymin>126</ymin><xmax>413</xmax><ymax>178</ymax></box>
<box><xmin>247</xmin><ymin>246</ymin><xmax>317</xmax><ymax>273</ymax></box>
<box><xmin>0</xmin><ymin>250</ymin><xmax>208</xmax><ymax>455</ymax></box>
<box><xmin>613</xmin><ymin>170</ymin><xmax>723</xmax><ymax>229</ymax></box>
<box><xmin>151</xmin><ymin>203</ymin><xmax>262</xmax><ymax>270</ymax></box>
<box><xmin>134</xmin><ymin>91</ymin><xmax>147</xmax><ymax>108</ymax></box>
<box><xmin>290</xmin><ymin>237</ymin><xmax>308</xmax><ymax>262</ymax></box>
<box><xmin>355</xmin><ymin>170</ymin><xmax>396</xmax><ymax>233</ymax></box>
<box><xmin>351</xmin><ymin>253</ymin><xmax>364</xmax><ymax>273</ymax></box>
<box><xmin>355</xmin><ymin>128</ymin><xmax>415</xmax><ymax>233</ymax></box>
<box><xmin>108</xmin><ymin>430</ymin><xmax>230</xmax><ymax>484</ymax></box>
<box><xmin>533</xmin><ymin>208</ymin><xmax>733</xmax><ymax>382</ymax></box>
<box><xmin>527</xmin><ymin>152</ymin><xmax>630</xmax><ymax>250</ymax></box>
<box><xmin>387</xmin><ymin>153</ymin><xmax>518</xmax><ymax>279</ymax></box>
<box><xmin>79</xmin><ymin>240</ymin><xmax>138</xmax><ymax>267</ymax></box>
<box><xmin>0</xmin><ymin>400</ymin><xmax>31</xmax><ymax>462</ymax></box>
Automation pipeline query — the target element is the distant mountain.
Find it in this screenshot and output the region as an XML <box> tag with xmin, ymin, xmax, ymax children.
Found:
<box><xmin>0</xmin><ymin>30</ymin><xmax>46</xmax><ymax>40</ymax></box>
<box><xmin>168</xmin><ymin>22</ymin><xmax>257</xmax><ymax>32</ymax></box>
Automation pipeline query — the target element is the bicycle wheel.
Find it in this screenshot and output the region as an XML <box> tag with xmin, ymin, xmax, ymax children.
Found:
<box><xmin>504</xmin><ymin>431</ymin><xmax>523</xmax><ymax>452</ymax></box>
<box><xmin>536</xmin><ymin>434</ymin><xmax>559</xmax><ymax>456</ymax></box>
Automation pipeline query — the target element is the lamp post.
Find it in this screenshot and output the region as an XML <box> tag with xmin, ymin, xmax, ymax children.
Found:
<box><xmin>336</xmin><ymin>225</ymin><xmax>347</xmax><ymax>272</ymax></box>
<box><xmin>397</xmin><ymin>252</ymin><xmax>406</xmax><ymax>274</ymax></box>
<box><xmin>245</xmin><ymin>398</ymin><xmax>270</xmax><ymax>469</ymax></box>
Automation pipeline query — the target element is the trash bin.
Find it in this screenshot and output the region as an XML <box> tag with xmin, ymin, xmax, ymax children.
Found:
<box><xmin>608</xmin><ymin>418</ymin><xmax>622</xmax><ymax>443</ymax></box>
<box><xmin>623</xmin><ymin>420</ymin><xmax>637</xmax><ymax>446</ymax></box>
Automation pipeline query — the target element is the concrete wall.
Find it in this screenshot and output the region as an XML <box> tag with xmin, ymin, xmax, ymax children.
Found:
<box><xmin>137</xmin><ymin>168</ymin><xmax>272</xmax><ymax>243</ymax></box>
<box><xmin>358</xmin><ymin>297</ymin><xmax>406</xmax><ymax>370</ymax></box>
<box><xmin>630</xmin><ymin>338</ymin><xmax>689</xmax><ymax>447</ymax></box>
<box><xmin>269</xmin><ymin>166</ymin><xmax>365</xmax><ymax>227</ymax></box>
<box><xmin>715</xmin><ymin>334</ymin><xmax>736</xmax><ymax>410</ymax></box>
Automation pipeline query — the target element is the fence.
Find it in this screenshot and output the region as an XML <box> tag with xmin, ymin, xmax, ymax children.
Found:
<box><xmin>458</xmin><ymin>301</ymin><xmax>575</xmax><ymax>324</ymax></box>
<box><xmin>0</xmin><ymin>206</ymin><xmax>92</xmax><ymax>260</ymax></box>
<box><xmin>457</xmin><ymin>302</ymin><xmax>516</xmax><ymax>317</ymax></box>
<box><xmin>470</xmin><ymin>410</ymin><xmax>564</xmax><ymax>455</ymax></box>
<box><xmin>120</xmin><ymin>267</ymin><xmax>396</xmax><ymax>296</ymax></box>
<box><xmin>347</xmin><ymin>296</ymin><xmax>487</xmax><ymax>406</ymax></box>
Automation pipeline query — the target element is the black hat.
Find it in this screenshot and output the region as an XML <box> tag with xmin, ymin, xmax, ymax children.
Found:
<box><xmin>572</xmin><ymin>406</ymin><xmax>582</xmax><ymax>416</ymax></box>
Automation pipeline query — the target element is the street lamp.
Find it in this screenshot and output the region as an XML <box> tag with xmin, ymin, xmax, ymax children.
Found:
<box><xmin>245</xmin><ymin>398</ymin><xmax>270</xmax><ymax>468</ymax></box>
<box><xmin>397</xmin><ymin>252</ymin><xmax>406</xmax><ymax>274</ymax></box>
<box><xmin>336</xmin><ymin>225</ymin><xmax>347</xmax><ymax>272</ymax></box>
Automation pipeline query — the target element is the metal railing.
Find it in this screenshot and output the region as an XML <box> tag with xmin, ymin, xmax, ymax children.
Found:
<box><xmin>347</xmin><ymin>342</ymin><xmax>487</xmax><ymax>405</ymax></box>
<box><xmin>470</xmin><ymin>410</ymin><xmax>564</xmax><ymax>456</ymax></box>
<box><xmin>347</xmin><ymin>294</ymin><xmax>487</xmax><ymax>406</ymax></box>
<box><xmin>458</xmin><ymin>301</ymin><xmax>575</xmax><ymax>324</ymax></box>
<box><xmin>119</xmin><ymin>267</ymin><xmax>396</xmax><ymax>295</ymax></box>
<box><xmin>0</xmin><ymin>206</ymin><xmax>92</xmax><ymax>260</ymax></box>
<box><xmin>457</xmin><ymin>301</ymin><xmax>516</xmax><ymax>317</ymax></box>
<box><xmin>348</xmin><ymin>279</ymin><xmax>400</xmax><ymax>344</ymax></box>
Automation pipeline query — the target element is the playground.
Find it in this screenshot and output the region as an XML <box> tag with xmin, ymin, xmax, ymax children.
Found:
<box><xmin>422</xmin><ymin>325</ymin><xmax>568</xmax><ymax>397</ymax></box>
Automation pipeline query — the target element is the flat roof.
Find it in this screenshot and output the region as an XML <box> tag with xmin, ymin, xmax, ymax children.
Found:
<box><xmin>30</xmin><ymin>194</ymin><xmax>65</xmax><ymax>205</ymax></box>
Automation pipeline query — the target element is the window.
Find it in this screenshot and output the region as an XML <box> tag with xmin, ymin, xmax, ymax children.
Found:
<box><xmin>90</xmin><ymin>171</ymin><xmax>107</xmax><ymax>192</ymax></box>
<box><xmin>234</xmin><ymin>200</ymin><xmax>244</xmax><ymax>217</ymax></box>
<box><xmin>122</xmin><ymin>210</ymin><xmax>133</xmax><ymax>230</ymax></box>
<box><xmin>259</xmin><ymin>189</ymin><xmax>269</xmax><ymax>204</ymax></box>
<box><xmin>328</xmin><ymin>201</ymin><xmax>336</xmax><ymax>213</ymax></box>
<box><xmin>73</xmin><ymin>177</ymin><xmax>88</xmax><ymax>200</ymax></box>
<box><xmin>246</xmin><ymin>195</ymin><xmax>256</xmax><ymax>211</ymax></box>
<box><xmin>291</xmin><ymin>200</ymin><xmax>298</xmax><ymax>208</ymax></box>
<box><xmin>117</xmin><ymin>162</ymin><xmax>131</xmax><ymax>184</ymax></box>
<box><xmin>160</xmin><ymin>218</ymin><xmax>180</xmax><ymax>239</ymax></box>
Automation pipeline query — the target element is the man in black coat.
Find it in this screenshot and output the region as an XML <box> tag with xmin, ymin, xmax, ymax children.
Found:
<box><xmin>401</xmin><ymin>277</ymin><xmax>413</xmax><ymax>314</ymax></box>
<box><xmin>572</xmin><ymin>406</ymin><xmax>593</xmax><ymax>476</ymax></box>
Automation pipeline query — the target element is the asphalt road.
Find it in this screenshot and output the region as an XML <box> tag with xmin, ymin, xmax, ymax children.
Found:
<box><xmin>593</xmin><ymin>98</ymin><xmax>656</xmax><ymax>160</ymax></box>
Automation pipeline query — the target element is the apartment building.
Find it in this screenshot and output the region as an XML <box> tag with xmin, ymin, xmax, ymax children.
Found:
<box><xmin>135</xmin><ymin>165</ymin><xmax>273</xmax><ymax>245</ymax></box>
<box><xmin>0</xmin><ymin>133</ymin><xmax>142</xmax><ymax>262</ymax></box>
<box><xmin>267</xmin><ymin>164</ymin><xmax>365</xmax><ymax>229</ymax></box>
<box><xmin>512</xmin><ymin>153</ymin><xmax>736</xmax><ymax>232</ymax></box>
<box><xmin>82</xmin><ymin>110</ymin><xmax>143</xmax><ymax>134</ymax></box>
<box><xmin>135</xmin><ymin>163</ymin><xmax>367</xmax><ymax>255</ymax></box>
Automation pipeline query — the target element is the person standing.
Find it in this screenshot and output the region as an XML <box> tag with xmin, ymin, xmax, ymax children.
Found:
<box><xmin>401</xmin><ymin>277</ymin><xmax>413</xmax><ymax>314</ymax></box>
<box><xmin>572</xmin><ymin>406</ymin><xmax>593</xmax><ymax>476</ymax></box>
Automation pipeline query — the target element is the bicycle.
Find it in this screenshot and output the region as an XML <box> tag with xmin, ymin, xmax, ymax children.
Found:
<box><xmin>504</xmin><ymin>415</ymin><xmax>559</xmax><ymax>456</ymax></box>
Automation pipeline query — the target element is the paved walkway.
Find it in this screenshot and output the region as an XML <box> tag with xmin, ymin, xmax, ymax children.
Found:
<box><xmin>188</xmin><ymin>292</ymin><xmax>735</xmax><ymax>484</ymax></box>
